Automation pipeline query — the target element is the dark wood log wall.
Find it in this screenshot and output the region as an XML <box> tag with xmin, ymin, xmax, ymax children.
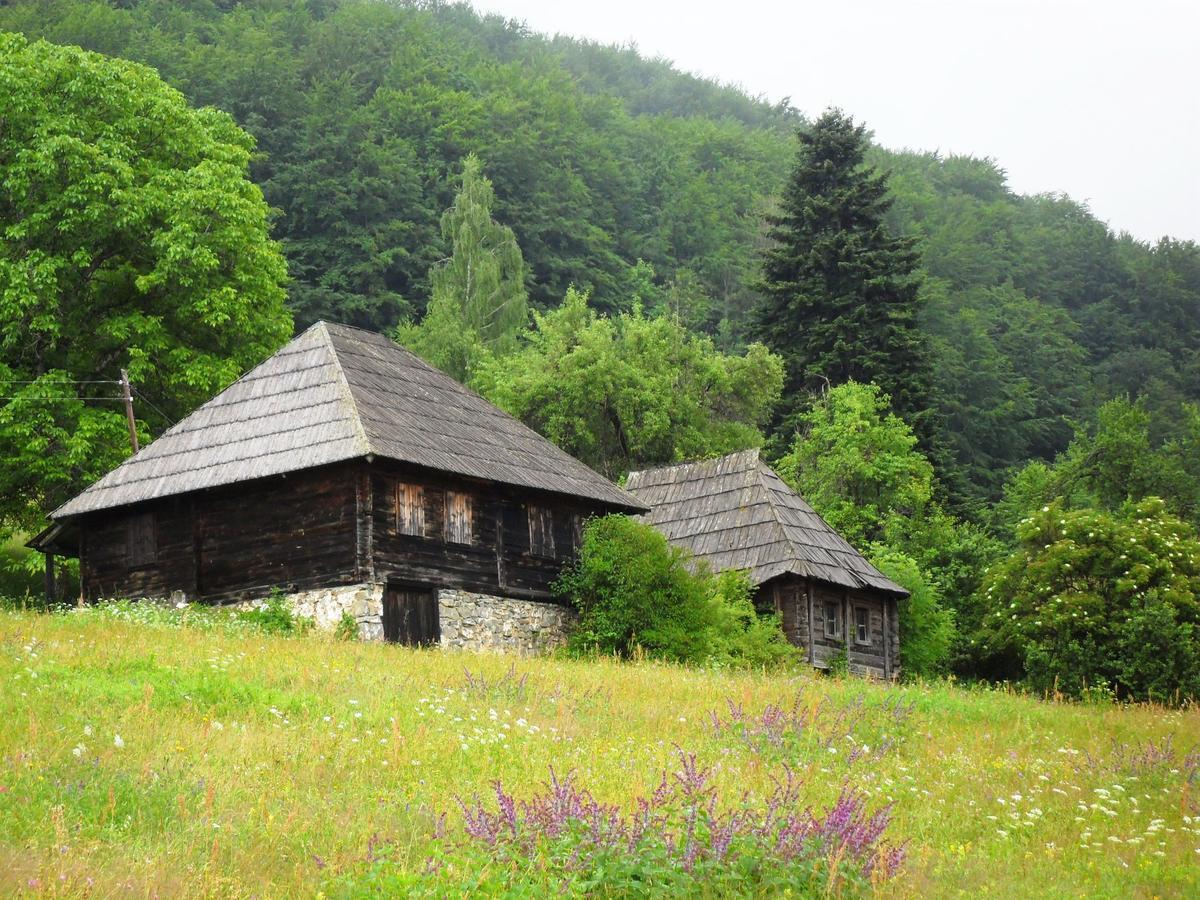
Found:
<box><xmin>762</xmin><ymin>575</ymin><xmax>898</xmax><ymax>679</ymax></box>
<box><xmin>78</xmin><ymin>458</ymin><xmax>615</xmax><ymax>606</ymax></box>
<box><xmin>365</xmin><ymin>459</ymin><xmax>594</xmax><ymax>602</ymax></box>
<box><xmin>81</xmin><ymin>464</ymin><xmax>360</xmax><ymax>603</ymax></box>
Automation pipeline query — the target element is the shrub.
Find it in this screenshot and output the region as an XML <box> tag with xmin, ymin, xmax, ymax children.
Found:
<box><xmin>979</xmin><ymin>498</ymin><xmax>1200</xmax><ymax>702</ymax></box>
<box><xmin>234</xmin><ymin>588</ymin><xmax>313</xmax><ymax>636</ymax></box>
<box><xmin>706</xmin><ymin>570</ymin><xmax>799</xmax><ymax>669</ymax></box>
<box><xmin>555</xmin><ymin>516</ymin><xmax>796</xmax><ymax>668</ymax></box>
<box><xmin>344</xmin><ymin>752</ymin><xmax>904</xmax><ymax>896</ymax></box>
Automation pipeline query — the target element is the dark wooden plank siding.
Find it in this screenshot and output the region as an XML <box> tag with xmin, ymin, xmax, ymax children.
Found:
<box><xmin>83</xmin><ymin>496</ymin><xmax>195</xmax><ymax>600</ymax></box>
<box><xmin>196</xmin><ymin>467</ymin><xmax>357</xmax><ymax>598</ymax></box>
<box><xmin>368</xmin><ymin>459</ymin><xmax>593</xmax><ymax>601</ymax></box>
<box><xmin>82</xmin><ymin>465</ymin><xmax>359</xmax><ymax>603</ymax></box>
<box><xmin>79</xmin><ymin>457</ymin><xmax>621</xmax><ymax>607</ymax></box>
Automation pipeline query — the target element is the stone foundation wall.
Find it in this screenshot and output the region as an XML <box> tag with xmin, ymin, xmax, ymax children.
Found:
<box><xmin>236</xmin><ymin>583</ymin><xmax>384</xmax><ymax>641</ymax></box>
<box><xmin>437</xmin><ymin>588</ymin><xmax>575</xmax><ymax>654</ymax></box>
<box><xmin>238</xmin><ymin>583</ymin><xmax>574</xmax><ymax>652</ymax></box>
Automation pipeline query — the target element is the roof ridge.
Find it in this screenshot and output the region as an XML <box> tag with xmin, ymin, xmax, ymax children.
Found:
<box><xmin>627</xmin><ymin>447</ymin><xmax>760</xmax><ymax>481</ymax></box>
<box><xmin>317</xmin><ymin>322</ymin><xmax>372</xmax><ymax>456</ymax></box>
<box><xmin>754</xmin><ymin>459</ymin><xmax>905</xmax><ymax>594</ymax></box>
<box><xmin>750</xmin><ymin>455</ymin><xmax>813</xmax><ymax>581</ymax></box>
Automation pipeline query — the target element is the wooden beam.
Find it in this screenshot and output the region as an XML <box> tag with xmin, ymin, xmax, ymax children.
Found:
<box><xmin>43</xmin><ymin>552</ymin><xmax>55</xmax><ymax>606</ymax></box>
<box><xmin>882</xmin><ymin>597</ymin><xmax>891</xmax><ymax>679</ymax></box>
<box><xmin>806</xmin><ymin>581</ymin><xmax>815</xmax><ymax>664</ymax></box>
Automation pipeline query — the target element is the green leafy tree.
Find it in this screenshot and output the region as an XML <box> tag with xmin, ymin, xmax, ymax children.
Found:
<box><xmin>397</xmin><ymin>154</ymin><xmax>528</xmax><ymax>380</ymax></box>
<box><xmin>0</xmin><ymin>34</ymin><xmax>290</xmax><ymax>538</ymax></box>
<box><xmin>979</xmin><ymin>499</ymin><xmax>1200</xmax><ymax>702</ymax></box>
<box><xmin>775</xmin><ymin>382</ymin><xmax>934</xmax><ymax>548</ymax></box>
<box><xmin>752</xmin><ymin>109</ymin><xmax>933</xmax><ymax>436</ymax></box>
<box><xmin>992</xmin><ymin>397</ymin><xmax>1200</xmax><ymax>538</ymax></box>
<box><xmin>869</xmin><ymin>548</ymin><xmax>954</xmax><ymax>678</ymax></box>
<box><xmin>775</xmin><ymin>381</ymin><xmax>1001</xmax><ymax>662</ymax></box>
<box><xmin>474</xmin><ymin>288</ymin><xmax>783</xmax><ymax>478</ymax></box>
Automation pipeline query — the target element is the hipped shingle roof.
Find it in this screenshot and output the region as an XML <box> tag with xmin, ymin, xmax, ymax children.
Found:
<box><xmin>625</xmin><ymin>449</ymin><xmax>906</xmax><ymax>596</ymax></box>
<box><xmin>54</xmin><ymin>322</ymin><xmax>644</xmax><ymax>518</ymax></box>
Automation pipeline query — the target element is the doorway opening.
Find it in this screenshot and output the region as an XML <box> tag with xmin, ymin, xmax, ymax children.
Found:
<box><xmin>382</xmin><ymin>583</ymin><xmax>440</xmax><ymax>646</ymax></box>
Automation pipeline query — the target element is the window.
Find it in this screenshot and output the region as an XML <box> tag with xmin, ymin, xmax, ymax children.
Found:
<box><xmin>823</xmin><ymin>600</ymin><xmax>841</xmax><ymax>639</ymax></box>
<box><xmin>445</xmin><ymin>491</ymin><xmax>472</xmax><ymax>544</ymax></box>
<box><xmin>396</xmin><ymin>483</ymin><xmax>425</xmax><ymax>537</ymax></box>
<box><xmin>854</xmin><ymin>607</ymin><xmax>870</xmax><ymax>645</ymax></box>
<box><xmin>127</xmin><ymin>512</ymin><xmax>156</xmax><ymax>567</ymax></box>
<box><xmin>528</xmin><ymin>505</ymin><xmax>555</xmax><ymax>557</ymax></box>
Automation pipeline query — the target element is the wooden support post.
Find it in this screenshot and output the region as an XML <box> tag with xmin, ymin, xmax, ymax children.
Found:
<box><xmin>43</xmin><ymin>552</ymin><xmax>55</xmax><ymax>606</ymax></box>
<box><xmin>882</xmin><ymin>598</ymin><xmax>891</xmax><ymax>680</ymax></box>
<box><xmin>844</xmin><ymin>590</ymin><xmax>851</xmax><ymax>664</ymax></box>
<box><xmin>806</xmin><ymin>581</ymin><xmax>815</xmax><ymax>664</ymax></box>
<box><xmin>119</xmin><ymin>369</ymin><xmax>139</xmax><ymax>453</ymax></box>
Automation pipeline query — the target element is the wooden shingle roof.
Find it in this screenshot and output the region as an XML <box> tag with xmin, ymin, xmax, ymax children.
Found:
<box><xmin>625</xmin><ymin>449</ymin><xmax>907</xmax><ymax>596</ymax></box>
<box><xmin>54</xmin><ymin>322</ymin><xmax>645</xmax><ymax>518</ymax></box>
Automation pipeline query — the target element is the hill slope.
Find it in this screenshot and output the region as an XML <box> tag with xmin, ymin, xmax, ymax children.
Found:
<box><xmin>2</xmin><ymin>607</ymin><xmax>1197</xmax><ymax>895</ymax></box>
<box><xmin>2</xmin><ymin>0</ymin><xmax>1198</xmax><ymax>504</ymax></box>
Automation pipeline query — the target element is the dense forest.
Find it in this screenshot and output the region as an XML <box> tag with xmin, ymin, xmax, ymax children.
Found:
<box><xmin>3</xmin><ymin>0</ymin><xmax>1199</xmax><ymax>698</ymax></box>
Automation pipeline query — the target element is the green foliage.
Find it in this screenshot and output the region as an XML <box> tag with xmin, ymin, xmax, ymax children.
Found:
<box><xmin>979</xmin><ymin>499</ymin><xmax>1200</xmax><ymax>702</ymax></box>
<box><xmin>475</xmin><ymin>287</ymin><xmax>783</xmax><ymax>478</ymax></box>
<box><xmin>0</xmin><ymin>535</ymin><xmax>41</xmax><ymax>601</ymax></box>
<box><xmin>706</xmin><ymin>570</ymin><xmax>800</xmax><ymax>670</ymax></box>
<box><xmin>7</xmin><ymin>2</ymin><xmax>1200</xmax><ymax>513</ymax></box>
<box><xmin>397</xmin><ymin>155</ymin><xmax>528</xmax><ymax>381</ymax></box>
<box><xmin>235</xmin><ymin>589</ymin><xmax>313</xmax><ymax>637</ymax></box>
<box><xmin>557</xmin><ymin>515</ymin><xmax>715</xmax><ymax>664</ymax></box>
<box><xmin>556</xmin><ymin>516</ymin><xmax>796</xmax><ymax>668</ymax></box>
<box><xmin>0</xmin><ymin>33</ymin><xmax>291</xmax><ymax>538</ymax></box>
<box><xmin>776</xmin><ymin>382</ymin><xmax>934</xmax><ymax>548</ymax></box>
<box><xmin>335</xmin><ymin>611</ymin><xmax>359</xmax><ymax>642</ymax></box>
<box><xmin>753</xmin><ymin>109</ymin><xmax>933</xmax><ymax>436</ymax></box>
<box><xmin>993</xmin><ymin>397</ymin><xmax>1200</xmax><ymax>538</ymax></box>
<box><xmin>870</xmin><ymin>548</ymin><xmax>954</xmax><ymax>678</ymax></box>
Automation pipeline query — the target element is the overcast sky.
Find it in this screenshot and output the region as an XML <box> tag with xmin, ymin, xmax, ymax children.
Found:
<box><xmin>473</xmin><ymin>0</ymin><xmax>1198</xmax><ymax>243</ymax></box>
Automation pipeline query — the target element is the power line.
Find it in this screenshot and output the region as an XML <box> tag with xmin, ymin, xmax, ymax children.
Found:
<box><xmin>0</xmin><ymin>379</ymin><xmax>121</xmax><ymax>385</ymax></box>
<box><xmin>0</xmin><ymin>396</ymin><xmax>124</xmax><ymax>402</ymax></box>
<box><xmin>131</xmin><ymin>387</ymin><xmax>178</xmax><ymax>428</ymax></box>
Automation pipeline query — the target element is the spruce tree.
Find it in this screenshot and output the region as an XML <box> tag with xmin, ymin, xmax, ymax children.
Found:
<box><xmin>753</xmin><ymin>109</ymin><xmax>933</xmax><ymax>442</ymax></box>
<box><xmin>397</xmin><ymin>154</ymin><xmax>528</xmax><ymax>381</ymax></box>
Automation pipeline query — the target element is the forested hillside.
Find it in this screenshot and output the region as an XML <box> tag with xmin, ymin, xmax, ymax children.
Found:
<box><xmin>6</xmin><ymin>0</ymin><xmax>1196</xmax><ymax>510</ymax></box>
<box><xmin>4</xmin><ymin>0</ymin><xmax>1200</xmax><ymax>696</ymax></box>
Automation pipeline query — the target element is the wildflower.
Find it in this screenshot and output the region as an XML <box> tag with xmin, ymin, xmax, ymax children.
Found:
<box><xmin>113</xmin><ymin>734</ymin><xmax>124</xmax><ymax>749</ymax></box>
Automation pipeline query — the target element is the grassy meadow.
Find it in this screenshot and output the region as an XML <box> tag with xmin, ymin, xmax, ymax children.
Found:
<box><xmin>2</xmin><ymin>605</ymin><xmax>1198</xmax><ymax>897</ymax></box>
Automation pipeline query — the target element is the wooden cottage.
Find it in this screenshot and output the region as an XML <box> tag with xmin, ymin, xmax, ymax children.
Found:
<box><xmin>626</xmin><ymin>450</ymin><xmax>907</xmax><ymax>678</ymax></box>
<box><xmin>31</xmin><ymin>322</ymin><xmax>646</xmax><ymax>651</ymax></box>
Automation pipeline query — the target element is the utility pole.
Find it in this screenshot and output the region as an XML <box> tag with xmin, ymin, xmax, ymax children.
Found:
<box><xmin>119</xmin><ymin>368</ymin><xmax>139</xmax><ymax>453</ymax></box>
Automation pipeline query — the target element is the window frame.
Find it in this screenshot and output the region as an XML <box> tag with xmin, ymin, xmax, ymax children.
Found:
<box><xmin>395</xmin><ymin>482</ymin><xmax>426</xmax><ymax>537</ymax></box>
<box><xmin>823</xmin><ymin>600</ymin><xmax>841</xmax><ymax>639</ymax></box>
<box><xmin>854</xmin><ymin>606</ymin><xmax>871</xmax><ymax>646</ymax></box>
<box><xmin>444</xmin><ymin>490</ymin><xmax>472</xmax><ymax>545</ymax></box>
<box><xmin>527</xmin><ymin>504</ymin><xmax>555</xmax><ymax>558</ymax></box>
<box><xmin>126</xmin><ymin>511</ymin><xmax>157</xmax><ymax>568</ymax></box>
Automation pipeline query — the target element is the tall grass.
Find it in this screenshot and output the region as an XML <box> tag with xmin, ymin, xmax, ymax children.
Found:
<box><xmin>1</xmin><ymin>606</ymin><xmax>1197</xmax><ymax>897</ymax></box>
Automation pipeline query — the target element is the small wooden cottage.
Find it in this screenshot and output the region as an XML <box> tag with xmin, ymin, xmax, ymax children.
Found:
<box><xmin>32</xmin><ymin>322</ymin><xmax>646</xmax><ymax>651</ymax></box>
<box><xmin>626</xmin><ymin>450</ymin><xmax>907</xmax><ymax>678</ymax></box>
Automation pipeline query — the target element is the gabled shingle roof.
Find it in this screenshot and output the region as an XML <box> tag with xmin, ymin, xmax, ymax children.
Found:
<box><xmin>54</xmin><ymin>322</ymin><xmax>645</xmax><ymax>518</ymax></box>
<box><xmin>625</xmin><ymin>449</ymin><xmax>906</xmax><ymax>596</ymax></box>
